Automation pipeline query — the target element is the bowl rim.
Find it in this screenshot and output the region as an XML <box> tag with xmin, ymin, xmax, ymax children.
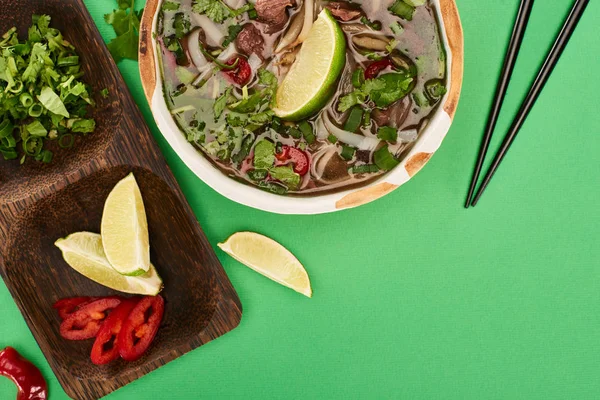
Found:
<box><xmin>138</xmin><ymin>0</ymin><xmax>464</xmax><ymax>215</ymax></box>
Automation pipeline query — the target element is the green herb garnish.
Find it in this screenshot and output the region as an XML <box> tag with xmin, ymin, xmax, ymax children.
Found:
<box><xmin>377</xmin><ymin>126</ymin><xmax>398</xmax><ymax>143</ymax></box>
<box><xmin>105</xmin><ymin>0</ymin><xmax>141</xmax><ymax>62</ymax></box>
<box><xmin>389</xmin><ymin>1</ymin><xmax>415</xmax><ymax>21</ymax></box>
<box><xmin>222</xmin><ymin>24</ymin><xmax>243</xmax><ymax>47</ymax></box>
<box><xmin>0</xmin><ymin>15</ymin><xmax>97</xmax><ymax>164</ymax></box>
<box><xmin>192</xmin><ymin>0</ymin><xmax>256</xmax><ymax>24</ymax></box>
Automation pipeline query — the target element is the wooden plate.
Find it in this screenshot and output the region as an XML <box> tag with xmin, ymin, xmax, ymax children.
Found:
<box><xmin>0</xmin><ymin>1</ymin><xmax>242</xmax><ymax>399</ymax></box>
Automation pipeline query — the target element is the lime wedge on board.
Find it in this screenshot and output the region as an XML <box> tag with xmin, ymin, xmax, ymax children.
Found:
<box><xmin>55</xmin><ymin>232</ymin><xmax>163</xmax><ymax>295</ymax></box>
<box><xmin>101</xmin><ymin>173</ymin><xmax>150</xmax><ymax>276</ymax></box>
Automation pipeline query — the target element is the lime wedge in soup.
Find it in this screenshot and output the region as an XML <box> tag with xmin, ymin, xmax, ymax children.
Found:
<box><xmin>273</xmin><ymin>9</ymin><xmax>346</xmax><ymax>121</ymax></box>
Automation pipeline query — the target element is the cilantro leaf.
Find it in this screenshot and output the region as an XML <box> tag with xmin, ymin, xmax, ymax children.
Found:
<box><xmin>269</xmin><ymin>165</ymin><xmax>301</xmax><ymax>189</ymax></box>
<box><xmin>213</xmin><ymin>87</ymin><xmax>232</xmax><ymax>119</ymax></box>
<box><xmin>222</xmin><ymin>24</ymin><xmax>243</xmax><ymax>47</ymax></box>
<box><xmin>173</xmin><ymin>12</ymin><xmax>191</xmax><ymax>39</ymax></box>
<box><xmin>162</xmin><ymin>1</ymin><xmax>180</xmax><ymax>11</ymax></box>
<box><xmin>105</xmin><ymin>0</ymin><xmax>140</xmax><ymax>61</ymax></box>
<box><xmin>192</xmin><ymin>0</ymin><xmax>230</xmax><ymax>24</ymax></box>
<box><xmin>253</xmin><ymin>139</ymin><xmax>276</xmax><ymax>169</ymax></box>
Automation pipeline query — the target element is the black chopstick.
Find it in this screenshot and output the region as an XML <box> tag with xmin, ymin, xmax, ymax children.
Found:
<box><xmin>471</xmin><ymin>0</ymin><xmax>590</xmax><ymax>207</ymax></box>
<box><xmin>464</xmin><ymin>0</ymin><xmax>534</xmax><ymax>208</ymax></box>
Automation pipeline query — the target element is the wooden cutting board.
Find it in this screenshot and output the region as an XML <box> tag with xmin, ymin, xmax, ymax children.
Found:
<box><xmin>0</xmin><ymin>1</ymin><xmax>242</xmax><ymax>398</ymax></box>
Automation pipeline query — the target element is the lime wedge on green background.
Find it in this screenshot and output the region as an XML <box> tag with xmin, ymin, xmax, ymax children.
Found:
<box><xmin>273</xmin><ymin>9</ymin><xmax>346</xmax><ymax>121</ymax></box>
<box><xmin>55</xmin><ymin>232</ymin><xmax>163</xmax><ymax>295</ymax></box>
<box><xmin>101</xmin><ymin>173</ymin><xmax>150</xmax><ymax>276</ymax></box>
<box><xmin>218</xmin><ymin>232</ymin><xmax>312</xmax><ymax>298</ymax></box>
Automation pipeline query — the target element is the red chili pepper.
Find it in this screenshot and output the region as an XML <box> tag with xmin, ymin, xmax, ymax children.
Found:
<box><xmin>90</xmin><ymin>298</ymin><xmax>139</xmax><ymax>365</ymax></box>
<box><xmin>0</xmin><ymin>347</ymin><xmax>47</xmax><ymax>400</ymax></box>
<box><xmin>276</xmin><ymin>145</ymin><xmax>310</xmax><ymax>176</ymax></box>
<box><xmin>223</xmin><ymin>56</ymin><xmax>252</xmax><ymax>86</ymax></box>
<box><xmin>59</xmin><ymin>297</ymin><xmax>123</xmax><ymax>340</ymax></box>
<box><xmin>364</xmin><ymin>58</ymin><xmax>394</xmax><ymax>80</ymax></box>
<box><xmin>52</xmin><ymin>297</ymin><xmax>98</xmax><ymax>320</ymax></box>
<box><xmin>117</xmin><ymin>295</ymin><xmax>165</xmax><ymax>362</ymax></box>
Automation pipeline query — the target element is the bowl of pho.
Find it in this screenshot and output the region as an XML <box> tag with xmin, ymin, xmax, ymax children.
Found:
<box><xmin>139</xmin><ymin>0</ymin><xmax>463</xmax><ymax>214</ymax></box>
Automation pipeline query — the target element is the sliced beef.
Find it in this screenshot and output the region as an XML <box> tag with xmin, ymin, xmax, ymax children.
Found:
<box><xmin>235</xmin><ymin>23</ymin><xmax>265</xmax><ymax>58</ymax></box>
<box><xmin>372</xmin><ymin>96</ymin><xmax>412</xmax><ymax>128</ymax></box>
<box><xmin>255</xmin><ymin>0</ymin><xmax>296</xmax><ymax>33</ymax></box>
<box><xmin>325</xmin><ymin>2</ymin><xmax>363</xmax><ymax>22</ymax></box>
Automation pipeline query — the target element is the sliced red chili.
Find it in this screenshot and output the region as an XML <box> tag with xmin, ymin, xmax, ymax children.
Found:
<box><xmin>91</xmin><ymin>298</ymin><xmax>139</xmax><ymax>365</ymax></box>
<box><xmin>223</xmin><ymin>56</ymin><xmax>251</xmax><ymax>86</ymax></box>
<box><xmin>0</xmin><ymin>347</ymin><xmax>47</xmax><ymax>400</ymax></box>
<box><xmin>53</xmin><ymin>297</ymin><xmax>98</xmax><ymax>320</ymax></box>
<box><xmin>364</xmin><ymin>58</ymin><xmax>394</xmax><ymax>80</ymax></box>
<box><xmin>117</xmin><ymin>295</ymin><xmax>165</xmax><ymax>362</ymax></box>
<box><xmin>59</xmin><ymin>297</ymin><xmax>123</xmax><ymax>341</ymax></box>
<box><xmin>276</xmin><ymin>145</ymin><xmax>310</xmax><ymax>176</ymax></box>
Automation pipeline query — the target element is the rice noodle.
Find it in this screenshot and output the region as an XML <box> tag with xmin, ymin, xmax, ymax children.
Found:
<box><xmin>191</xmin><ymin>14</ymin><xmax>225</xmax><ymax>47</ymax></box>
<box><xmin>188</xmin><ymin>29</ymin><xmax>208</xmax><ymax>69</ymax></box>
<box><xmin>323</xmin><ymin>112</ymin><xmax>380</xmax><ymax>151</ymax></box>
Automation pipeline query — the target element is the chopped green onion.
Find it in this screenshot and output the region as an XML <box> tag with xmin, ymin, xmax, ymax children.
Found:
<box><xmin>170</xmin><ymin>105</ymin><xmax>195</xmax><ymax>114</ymax></box>
<box><xmin>288</xmin><ymin>127</ymin><xmax>302</xmax><ymax>139</ymax></box>
<box><xmin>327</xmin><ymin>134</ymin><xmax>338</xmax><ymax>144</ymax></box>
<box><xmin>0</xmin><ymin>119</ymin><xmax>14</xmax><ymax>139</ymax></box>
<box><xmin>389</xmin><ymin>1</ymin><xmax>415</xmax><ymax>21</ymax></box>
<box><xmin>390</xmin><ymin>22</ymin><xmax>404</xmax><ymax>35</ymax></box>
<box><xmin>25</xmin><ymin>120</ymin><xmax>48</xmax><ymax>137</ymax></box>
<box><xmin>28</xmin><ymin>103</ymin><xmax>43</xmax><ymax>117</ymax></box>
<box><xmin>19</xmin><ymin>93</ymin><xmax>34</xmax><ymax>108</ymax></box>
<box><xmin>298</xmin><ymin>121</ymin><xmax>315</xmax><ymax>144</ymax></box>
<box><xmin>424</xmin><ymin>79</ymin><xmax>447</xmax><ymax>104</ymax></box>
<box><xmin>23</xmin><ymin>136</ymin><xmax>43</xmax><ymax>156</ymax></box>
<box><xmin>374</xmin><ymin>145</ymin><xmax>400</xmax><ymax>170</ymax></box>
<box><xmin>343</xmin><ymin>107</ymin><xmax>364</xmax><ymax>133</ymax></box>
<box><xmin>340</xmin><ymin>145</ymin><xmax>356</xmax><ymax>161</ymax></box>
<box><xmin>351</xmin><ymin>164</ymin><xmax>380</xmax><ymax>174</ymax></box>
<box><xmin>352</xmin><ymin>68</ymin><xmax>365</xmax><ymax>88</ymax></box>
<box><xmin>360</xmin><ymin>16</ymin><xmax>382</xmax><ymax>31</ymax></box>
<box><xmin>57</xmin><ymin>55</ymin><xmax>79</xmax><ymax>67</ymax></box>
<box><xmin>58</xmin><ymin>133</ymin><xmax>75</xmax><ymax>148</ymax></box>
<box><xmin>363</xmin><ymin>110</ymin><xmax>371</xmax><ymax>127</ymax></box>
<box><xmin>39</xmin><ymin>149</ymin><xmax>53</xmax><ymax>163</ymax></box>
<box><xmin>377</xmin><ymin>126</ymin><xmax>398</xmax><ymax>143</ymax></box>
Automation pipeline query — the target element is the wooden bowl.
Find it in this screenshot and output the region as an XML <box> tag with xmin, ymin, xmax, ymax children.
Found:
<box><xmin>139</xmin><ymin>0</ymin><xmax>463</xmax><ymax>214</ymax></box>
<box><xmin>0</xmin><ymin>1</ymin><xmax>241</xmax><ymax>399</ymax></box>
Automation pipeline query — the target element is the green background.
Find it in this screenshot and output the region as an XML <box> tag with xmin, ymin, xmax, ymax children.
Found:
<box><xmin>2</xmin><ymin>0</ymin><xmax>599</xmax><ymax>398</ymax></box>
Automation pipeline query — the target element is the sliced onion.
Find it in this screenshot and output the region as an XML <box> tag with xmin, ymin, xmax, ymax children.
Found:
<box><xmin>188</xmin><ymin>29</ymin><xmax>209</xmax><ymax>69</ymax></box>
<box><xmin>275</xmin><ymin>5</ymin><xmax>305</xmax><ymax>53</ymax></box>
<box><xmin>192</xmin><ymin>66</ymin><xmax>213</xmax><ymax>87</ymax></box>
<box><xmin>191</xmin><ymin>14</ymin><xmax>225</xmax><ymax>47</ymax></box>
<box><xmin>289</xmin><ymin>0</ymin><xmax>314</xmax><ymax>49</ymax></box>
<box><xmin>248</xmin><ymin>53</ymin><xmax>263</xmax><ymax>71</ymax></box>
<box><xmin>217</xmin><ymin>43</ymin><xmax>237</xmax><ymax>61</ymax></box>
<box><xmin>398</xmin><ymin>129</ymin><xmax>418</xmax><ymax>143</ymax></box>
<box><xmin>323</xmin><ymin>112</ymin><xmax>380</xmax><ymax>151</ymax></box>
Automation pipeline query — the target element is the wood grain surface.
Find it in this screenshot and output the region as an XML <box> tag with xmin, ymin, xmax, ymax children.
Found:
<box><xmin>0</xmin><ymin>1</ymin><xmax>242</xmax><ymax>399</ymax></box>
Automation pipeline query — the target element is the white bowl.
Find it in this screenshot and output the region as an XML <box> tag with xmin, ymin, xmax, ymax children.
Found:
<box><xmin>139</xmin><ymin>0</ymin><xmax>464</xmax><ymax>214</ymax></box>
